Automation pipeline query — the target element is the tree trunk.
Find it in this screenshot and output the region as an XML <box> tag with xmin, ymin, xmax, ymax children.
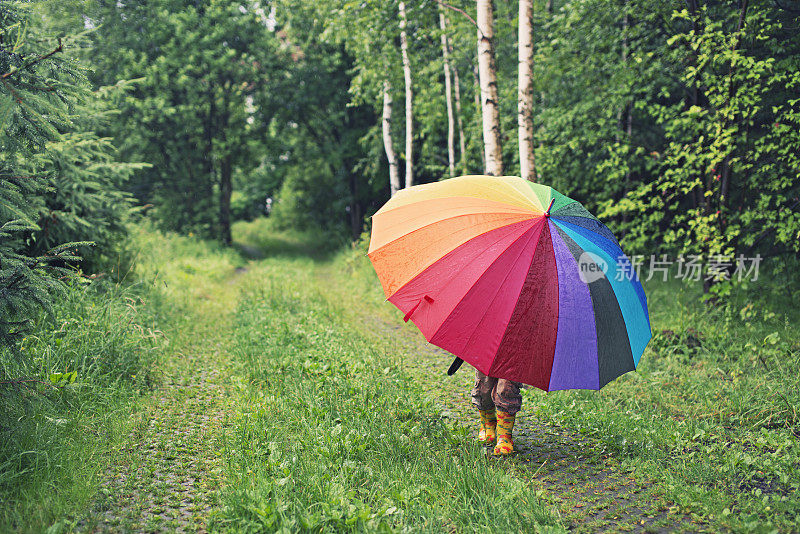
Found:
<box><xmin>205</xmin><ymin>88</ymin><xmax>216</xmax><ymax>209</ymax></box>
<box><xmin>382</xmin><ymin>80</ymin><xmax>401</xmax><ymax>196</ymax></box>
<box><xmin>472</xmin><ymin>63</ymin><xmax>485</xmax><ymax>171</ymax></box>
<box><xmin>446</xmin><ymin>14</ymin><xmax>466</xmax><ymax>173</ymax></box>
<box><xmin>518</xmin><ymin>0</ymin><xmax>535</xmax><ymax>181</ymax></box>
<box><xmin>452</xmin><ymin>60</ymin><xmax>467</xmax><ymax>174</ymax></box>
<box><xmin>476</xmin><ymin>0</ymin><xmax>503</xmax><ymax>175</ymax></box>
<box><xmin>440</xmin><ymin>11</ymin><xmax>456</xmax><ymax>177</ymax></box>
<box><xmin>686</xmin><ymin>0</ymin><xmax>705</xmax><ymax>213</ymax></box>
<box><xmin>399</xmin><ymin>1</ymin><xmax>414</xmax><ymax>188</ymax></box>
<box><xmin>219</xmin><ymin>155</ymin><xmax>232</xmax><ymax>246</ymax></box>
<box><xmin>349</xmin><ymin>168</ymin><xmax>361</xmax><ymax>240</ymax></box>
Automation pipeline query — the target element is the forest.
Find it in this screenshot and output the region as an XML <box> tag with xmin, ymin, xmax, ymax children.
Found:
<box><xmin>1</xmin><ymin>0</ymin><xmax>799</xmax><ymax>532</ymax></box>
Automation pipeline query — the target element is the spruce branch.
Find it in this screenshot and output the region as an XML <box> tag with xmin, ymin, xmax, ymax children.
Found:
<box><xmin>1</xmin><ymin>39</ymin><xmax>63</xmax><ymax>80</ymax></box>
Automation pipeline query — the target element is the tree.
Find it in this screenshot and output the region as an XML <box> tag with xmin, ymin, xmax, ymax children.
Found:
<box><xmin>449</xmin><ymin>35</ymin><xmax>467</xmax><ymax>174</ymax></box>
<box><xmin>518</xmin><ymin>0</ymin><xmax>536</xmax><ymax>181</ymax></box>
<box><xmin>0</xmin><ymin>2</ymin><xmax>103</xmax><ymax>346</ymax></box>
<box><xmin>89</xmin><ymin>0</ymin><xmax>286</xmax><ymax>245</ymax></box>
<box><xmin>382</xmin><ymin>81</ymin><xmax>401</xmax><ymax>196</ymax></box>
<box><xmin>476</xmin><ymin>0</ymin><xmax>503</xmax><ymax>175</ymax></box>
<box><xmin>399</xmin><ymin>1</ymin><xmax>415</xmax><ymax>188</ymax></box>
<box><xmin>439</xmin><ymin>10</ymin><xmax>456</xmax><ymax>177</ymax></box>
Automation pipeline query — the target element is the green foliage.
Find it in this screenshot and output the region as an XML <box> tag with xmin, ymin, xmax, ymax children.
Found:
<box><xmin>527</xmin><ymin>1</ymin><xmax>800</xmax><ymax>291</ymax></box>
<box><xmin>608</xmin><ymin>4</ymin><xmax>800</xmax><ymax>262</ymax></box>
<box><xmin>23</xmin><ymin>81</ymin><xmax>149</xmax><ymax>274</ymax></box>
<box><xmin>0</xmin><ymin>278</ymin><xmax>165</xmax><ymax>531</ymax></box>
<box><xmin>1</xmin><ymin>2</ymin><xmax>91</xmax><ymax>345</ymax></box>
<box><xmin>89</xmin><ymin>0</ymin><xmax>289</xmax><ymax>243</ymax></box>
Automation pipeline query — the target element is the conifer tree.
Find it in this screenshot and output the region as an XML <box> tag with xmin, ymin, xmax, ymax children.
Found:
<box><xmin>0</xmin><ymin>2</ymin><xmax>87</xmax><ymax>346</ymax></box>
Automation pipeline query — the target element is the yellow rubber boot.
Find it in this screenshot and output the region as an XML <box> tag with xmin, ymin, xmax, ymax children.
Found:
<box><xmin>477</xmin><ymin>409</ymin><xmax>497</xmax><ymax>444</ymax></box>
<box><xmin>493</xmin><ymin>410</ymin><xmax>515</xmax><ymax>456</ymax></box>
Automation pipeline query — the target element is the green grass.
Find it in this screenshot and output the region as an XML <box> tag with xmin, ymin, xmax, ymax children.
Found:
<box><xmin>229</xmin><ymin>218</ymin><xmax>800</xmax><ymax>532</ymax></box>
<box><xmin>217</xmin><ymin>255</ymin><xmax>560</xmax><ymax>532</ymax></box>
<box><xmin>0</xmin><ymin>223</ymin><xmax>244</xmax><ymax>532</ymax></box>
<box><xmin>0</xmin><ymin>278</ymin><xmax>166</xmax><ymax>532</ymax></box>
<box><xmin>3</xmin><ymin>218</ymin><xmax>798</xmax><ymax>533</ymax></box>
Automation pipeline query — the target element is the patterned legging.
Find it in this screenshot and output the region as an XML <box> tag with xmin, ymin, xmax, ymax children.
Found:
<box><xmin>470</xmin><ymin>370</ymin><xmax>522</xmax><ymax>415</ymax></box>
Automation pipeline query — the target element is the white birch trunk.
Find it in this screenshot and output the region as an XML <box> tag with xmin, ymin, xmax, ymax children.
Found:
<box><xmin>399</xmin><ymin>1</ymin><xmax>414</xmax><ymax>188</ymax></box>
<box><xmin>439</xmin><ymin>11</ymin><xmax>456</xmax><ymax>177</ymax></box>
<box><xmin>382</xmin><ymin>81</ymin><xmax>401</xmax><ymax>196</ymax></box>
<box><xmin>518</xmin><ymin>0</ymin><xmax>536</xmax><ymax>181</ymax></box>
<box><xmin>472</xmin><ymin>63</ymin><xmax>485</xmax><ymax>171</ymax></box>
<box><xmin>476</xmin><ymin>0</ymin><xmax>503</xmax><ymax>176</ymax></box>
<box><xmin>452</xmin><ymin>62</ymin><xmax>467</xmax><ymax>173</ymax></box>
<box><xmin>444</xmin><ymin>13</ymin><xmax>467</xmax><ymax>173</ymax></box>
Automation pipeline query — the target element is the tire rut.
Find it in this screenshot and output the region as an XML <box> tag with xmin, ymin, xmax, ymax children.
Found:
<box><xmin>75</xmin><ymin>272</ymin><xmax>243</xmax><ymax>533</ymax></box>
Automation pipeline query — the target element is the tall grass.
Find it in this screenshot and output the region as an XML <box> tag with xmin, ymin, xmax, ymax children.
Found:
<box><xmin>0</xmin><ymin>223</ymin><xmax>241</xmax><ymax>532</ymax></box>
<box><xmin>0</xmin><ymin>279</ymin><xmax>166</xmax><ymax>531</ymax></box>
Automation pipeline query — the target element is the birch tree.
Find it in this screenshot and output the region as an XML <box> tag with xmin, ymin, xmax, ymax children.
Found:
<box><xmin>476</xmin><ymin>0</ymin><xmax>503</xmax><ymax>175</ymax></box>
<box><xmin>472</xmin><ymin>64</ymin><xmax>486</xmax><ymax>171</ymax></box>
<box><xmin>382</xmin><ymin>81</ymin><xmax>401</xmax><ymax>196</ymax></box>
<box><xmin>439</xmin><ymin>10</ymin><xmax>456</xmax><ymax>177</ymax></box>
<box><xmin>399</xmin><ymin>1</ymin><xmax>414</xmax><ymax>188</ymax></box>
<box><xmin>518</xmin><ymin>0</ymin><xmax>536</xmax><ymax>181</ymax></box>
<box><xmin>452</xmin><ymin>59</ymin><xmax>467</xmax><ymax>174</ymax></box>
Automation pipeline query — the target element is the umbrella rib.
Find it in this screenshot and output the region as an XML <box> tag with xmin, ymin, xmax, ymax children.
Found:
<box><xmin>551</xmin><ymin>218</ymin><xmax>649</xmax><ymax>313</ymax></box>
<box><xmin>505</xmin><ymin>179</ymin><xmax>548</xmax><ymax>211</ymax></box>
<box><xmin>552</xmin><ymin>221</ymin><xmax>650</xmax><ymax>363</ymax></box>
<box><xmin>549</xmin><ymin>213</ymin><xmax>619</xmax><ymax>247</ymax></box>
<box><xmin>496</xmin><ymin>222</ymin><xmax>561</xmax><ymax>387</ymax></box>
<box><xmin>430</xmin><ymin>221</ymin><xmax>544</xmax><ymax>357</ymax></box>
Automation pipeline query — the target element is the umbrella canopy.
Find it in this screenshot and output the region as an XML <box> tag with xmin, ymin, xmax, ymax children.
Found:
<box><xmin>368</xmin><ymin>175</ymin><xmax>651</xmax><ymax>391</ymax></box>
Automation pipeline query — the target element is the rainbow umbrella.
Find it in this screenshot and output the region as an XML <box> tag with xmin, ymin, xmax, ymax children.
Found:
<box><xmin>368</xmin><ymin>175</ymin><xmax>651</xmax><ymax>391</ymax></box>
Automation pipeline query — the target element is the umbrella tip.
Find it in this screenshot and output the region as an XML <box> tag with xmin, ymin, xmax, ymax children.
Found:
<box><xmin>545</xmin><ymin>198</ymin><xmax>555</xmax><ymax>217</ymax></box>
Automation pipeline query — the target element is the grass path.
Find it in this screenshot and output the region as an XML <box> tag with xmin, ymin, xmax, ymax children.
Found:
<box><xmin>77</xmin><ymin>244</ymin><xmax>693</xmax><ymax>532</ymax></box>
<box><xmin>321</xmin><ymin>265</ymin><xmax>700</xmax><ymax>534</ymax></box>
<box><xmin>372</xmin><ymin>319</ymin><xmax>699</xmax><ymax>533</ymax></box>
<box><xmin>76</xmin><ymin>266</ymin><xmax>246</xmax><ymax>532</ymax></box>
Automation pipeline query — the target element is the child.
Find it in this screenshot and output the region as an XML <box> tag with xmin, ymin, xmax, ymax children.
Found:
<box><xmin>472</xmin><ymin>370</ymin><xmax>521</xmax><ymax>455</ymax></box>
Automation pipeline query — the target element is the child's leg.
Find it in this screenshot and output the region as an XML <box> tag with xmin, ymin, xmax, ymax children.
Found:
<box><xmin>471</xmin><ymin>371</ymin><xmax>498</xmax><ymax>443</ymax></box>
<box><xmin>492</xmin><ymin>379</ymin><xmax>522</xmax><ymax>415</ymax></box>
<box><xmin>470</xmin><ymin>370</ymin><xmax>497</xmax><ymax>411</ymax></box>
<box><xmin>492</xmin><ymin>380</ymin><xmax>522</xmax><ymax>455</ymax></box>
